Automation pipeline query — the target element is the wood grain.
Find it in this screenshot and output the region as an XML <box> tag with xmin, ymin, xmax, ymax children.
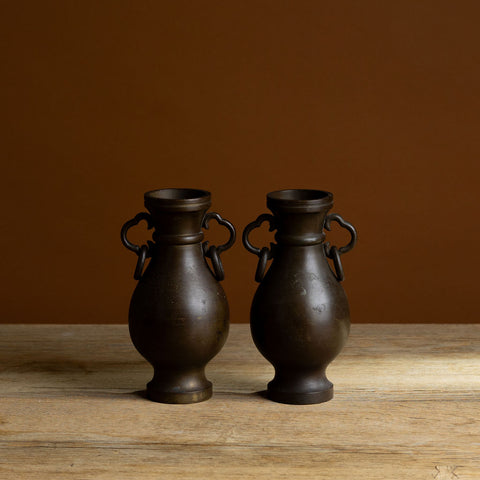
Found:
<box><xmin>0</xmin><ymin>324</ymin><xmax>479</xmax><ymax>479</ymax></box>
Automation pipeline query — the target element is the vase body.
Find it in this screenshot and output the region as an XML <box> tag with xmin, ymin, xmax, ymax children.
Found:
<box><xmin>243</xmin><ymin>189</ymin><xmax>357</xmax><ymax>404</ymax></box>
<box><xmin>121</xmin><ymin>188</ymin><xmax>235</xmax><ymax>403</ymax></box>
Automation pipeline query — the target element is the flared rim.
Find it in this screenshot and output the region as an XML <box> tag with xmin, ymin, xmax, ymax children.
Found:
<box><xmin>144</xmin><ymin>188</ymin><xmax>211</xmax><ymax>211</ymax></box>
<box><xmin>267</xmin><ymin>189</ymin><xmax>333</xmax><ymax>211</ymax></box>
<box><xmin>144</xmin><ymin>188</ymin><xmax>210</xmax><ymax>202</ymax></box>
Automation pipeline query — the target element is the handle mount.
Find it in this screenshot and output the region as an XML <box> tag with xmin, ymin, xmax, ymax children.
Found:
<box><xmin>324</xmin><ymin>213</ymin><xmax>357</xmax><ymax>282</ymax></box>
<box><xmin>120</xmin><ymin>212</ymin><xmax>154</xmax><ymax>280</ymax></box>
<box><xmin>242</xmin><ymin>214</ymin><xmax>277</xmax><ymax>282</ymax></box>
<box><xmin>202</xmin><ymin>212</ymin><xmax>236</xmax><ymax>281</ymax></box>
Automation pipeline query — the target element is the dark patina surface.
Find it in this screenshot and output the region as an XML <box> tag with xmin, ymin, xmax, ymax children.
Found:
<box><xmin>243</xmin><ymin>189</ymin><xmax>357</xmax><ymax>404</ymax></box>
<box><xmin>121</xmin><ymin>188</ymin><xmax>235</xmax><ymax>403</ymax></box>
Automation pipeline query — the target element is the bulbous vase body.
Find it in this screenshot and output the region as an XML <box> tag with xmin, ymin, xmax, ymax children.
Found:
<box><xmin>243</xmin><ymin>189</ymin><xmax>357</xmax><ymax>404</ymax></box>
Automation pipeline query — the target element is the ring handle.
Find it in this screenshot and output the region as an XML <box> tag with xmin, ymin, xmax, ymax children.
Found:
<box><xmin>120</xmin><ymin>212</ymin><xmax>154</xmax><ymax>280</ymax></box>
<box><xmin>133</xmin><ymin>245</ymin><xmax>149</xmax><ymax>281</ymax></box>
<box><xmin>202</xmin><ymin>212</ymin><xmax>236</xmax><ymax>281</ymax></box>
<box><xmin>242</xmin><ymin>214</ymin><xmax>277</xmax><ymax>282</ymax></box>
<box><xmin>324</xmin><ymin>213</ymin><xmax>357</xmax><ymax>282</ymax></box>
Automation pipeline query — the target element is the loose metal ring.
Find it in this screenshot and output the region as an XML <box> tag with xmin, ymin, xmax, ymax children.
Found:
<box><xmin>134</xmin><ymin>244</ymin><xmax>149</xmax><ymax>280</ymax></box>
<box><xmin>326</xmin><ymin>245</ymin><xmax>344</xmax><ymax>282</ymax></box>
<box><xmin>255</xmin><ymin>247</ymin><xmax>272</xmax><ymax>283</ymax></box>
<box><xmin>204</xmin><ymin>245</ymin><xmax>224</xmax><ymax>281</ymax></box>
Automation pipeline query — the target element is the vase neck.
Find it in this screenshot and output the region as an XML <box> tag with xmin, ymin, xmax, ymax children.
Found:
<box><xmin>144</xmin><ymin>189</ymin><xmax>211</xmax><ymax>245</ymax></box>
<box><xmin>272</xmin><ymin>210</ymin><xmax>330</xmax><ymax>246</ymax></box>
<box><xmin>148</xmin><ymin>208</ymin><xmax>208</xmax><ymax>245</ymax></box>
<box><xmin>266</xmin><ymin>189</ymin><xmax>334</xmax><ymax>247</ymax></box>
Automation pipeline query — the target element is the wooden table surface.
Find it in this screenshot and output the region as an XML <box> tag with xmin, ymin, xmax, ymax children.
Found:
<box><xmin>0</xmin><ymin>324</ymin><xmax>479</xmax><ymax>479</ymax></box>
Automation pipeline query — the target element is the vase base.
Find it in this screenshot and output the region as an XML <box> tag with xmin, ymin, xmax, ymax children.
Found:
<box><xmin>147</xmin><ymin>383</ymin><xmax>212</xmax><ymax>404</ymax></box>
<box><xmin>267</xmin><ymin>385</ymin><xmax>334</xmax><ymax>405</ymax></box>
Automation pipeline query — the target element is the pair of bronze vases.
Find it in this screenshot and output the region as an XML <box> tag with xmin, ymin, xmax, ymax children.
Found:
<box><xmin>121</xmin><ymin>188</ymin><xmax>356</xmax><ymax>405</ymax></box>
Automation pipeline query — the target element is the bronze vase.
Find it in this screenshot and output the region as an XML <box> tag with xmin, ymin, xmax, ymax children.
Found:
<box><xmin>243</xmin><ymin>189</ymin><xmax>357</xmax><ymax>404</ymax></box>
<box><xmin>121</xmin><ymin>188</ymin><xmax>235</xmax><ymax>403</ymax></box>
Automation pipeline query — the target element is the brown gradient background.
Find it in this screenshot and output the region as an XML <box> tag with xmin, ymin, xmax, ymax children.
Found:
<box><xmin>1</xmin><ymin>1</ymin><xmax>479</xmax><ymax>324</ymax></box>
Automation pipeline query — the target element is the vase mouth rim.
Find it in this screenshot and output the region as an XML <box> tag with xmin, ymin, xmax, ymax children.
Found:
<box><xmin>144</xmin><ymin>188</ymin><xmax>210</xmax><ymax>202</ymax></box>
<box><xmin>144</xmin><ymin>188</ymin><xmax>211</xmax><ymax>211</ymax></box>
<box><xmin>267</xmin><ymin>189</ymin><xmax>333</xmax><ymax>210</ymax></box>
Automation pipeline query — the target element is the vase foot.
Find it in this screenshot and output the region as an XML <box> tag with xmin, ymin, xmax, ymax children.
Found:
<box><xmin>146</xmin><ymin>382</ymin><xmax>212</xmax><ymax>404</ymax></box>
<box><xmin>267</xmin><ymin>385</ymin><xmax>334</xmax><ymax>405</ymax></box>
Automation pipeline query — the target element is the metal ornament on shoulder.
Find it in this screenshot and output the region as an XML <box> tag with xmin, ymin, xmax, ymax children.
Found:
<box><xmin>243</xmin><ymin>189</ymin><xmax>357</xmax><ymax>405</ymax></box>
<box><xmin>121</xmin><ymin>188</ymin><xmax>236</xmax><ymax>404</ymax></box>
